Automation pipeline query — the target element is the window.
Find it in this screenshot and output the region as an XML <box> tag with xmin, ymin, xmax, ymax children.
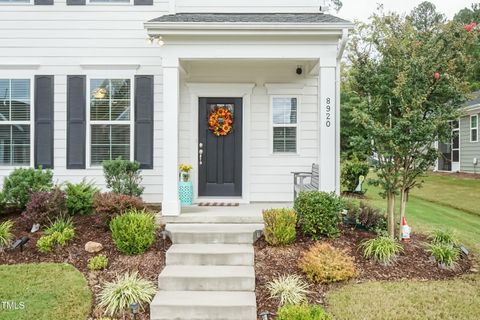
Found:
<box><xmin>272</xmin><ymin>96</ymin><xmax>298</xmax><ymax>153</ymax></box>
<box><xmin>0</xmin><ymin>0</ymin><xmax>31</xmax><ymax>4</ymax></box>
<box><xmin>0</xmin><ymin>79</ymin><xmax>31</xmax><ymax>166</ymax></box>
<box><xmin>89</xmin><ymin>78</ymin><xmax>132</xmax><ymax>166</ymax></box>
<box><xmin>88</xmin><ymin>0</ymin><xmax>130</xmax><ymax>3</ymax></box>
<box><xmin>471</xmin><ymin>115</ymin><xmax>478</xmax><ymax>142</ymax></box>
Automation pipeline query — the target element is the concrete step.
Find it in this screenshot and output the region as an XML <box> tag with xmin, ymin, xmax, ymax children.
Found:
<box><xmin>166</xmin><ymin>223</ymin><xmax>264</xmax><ymax>244</ymax></box>
<box><xmin>150</xmin><ymin>290</ymin><xmax>257</xmax><ymax>320</ymax></box>
<box><xmin>166</xmin><ymin>244</ymin><xmax>254</xmax><ymax>266</ymax></box>
<box><xmin>158</xmin><ymin>265</ymin><xmax>255</xmax><ymax>291</ymax></box>
<box><xmin>159</xmin><ymin>212</ymin><xmax>263</xmax><ymax>224</ymax></box>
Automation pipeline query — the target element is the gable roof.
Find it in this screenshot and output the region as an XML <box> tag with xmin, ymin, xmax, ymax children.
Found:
<box><xmin>149</xmin><ymin>13</ymin><xmax>351</xmax><ymax>25</ymax></box>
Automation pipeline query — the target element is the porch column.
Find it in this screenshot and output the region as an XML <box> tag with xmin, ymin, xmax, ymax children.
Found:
<box><xmin>318</xmin><ymin>59</ymin><xmax>340</xmax><ymax>194</ymax></box>
<box><xmin>162</xmin><ymin>56</ymin><xmax>181</xmax><ymax>216</ymax></box>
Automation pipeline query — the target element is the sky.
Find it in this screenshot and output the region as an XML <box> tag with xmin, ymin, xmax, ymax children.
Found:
<box><xmin>336</xmin><ymin>0</ymin><xmax>475</xmax><ymax>22</ymax></box>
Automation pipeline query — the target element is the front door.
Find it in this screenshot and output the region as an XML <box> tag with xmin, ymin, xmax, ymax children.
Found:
<box><xmin>198</xmin><ymin>97</ymin><xmax>242</xmax><ymax>197</ymax></box>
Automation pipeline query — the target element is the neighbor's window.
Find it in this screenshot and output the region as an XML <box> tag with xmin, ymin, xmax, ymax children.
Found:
<box><xmin>88</xmin><ymin>0</ymin><xmax>130</xmax><ymax>3</ymax></box>
<box><xmin>0</xmin><ymin>79</ymin><xmax>31</xmax><ymax>166</ymax></box>
<box><xmin>89</xmin><ymin>78</ymin><xmax>131</xmax><ymax>166</ymax></box>
<box><xmin>0</xmin><ymin>0</ymin><xmax>31</xmax><ymax>3</ymax></box>
<box><xmin>471</xmin><ymin>115</ymin><xmax>478</xmax><ymax>142</ymax></box>
<box><xmin>272</xmin><ymin>97</ymin><xmax>298</xmax><ymax>153</ymax></box>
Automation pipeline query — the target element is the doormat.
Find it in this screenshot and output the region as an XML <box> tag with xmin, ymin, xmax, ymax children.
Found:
<box><xmin>198</xmin><ymin>202</ymin><xmax>240</xmax><ymax>207</ymax></box>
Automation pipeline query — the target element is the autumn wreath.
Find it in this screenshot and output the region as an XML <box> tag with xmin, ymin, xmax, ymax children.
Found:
<box><xmin>208</xmin><ymin>106</ymin><xmax>233</xmax><ymax>136</ymax></box>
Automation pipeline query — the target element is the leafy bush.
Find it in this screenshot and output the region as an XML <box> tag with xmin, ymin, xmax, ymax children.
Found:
<box><xmin>294</xmin><ymin>192</ymin><xmax>344</xmax><ymax>239</ymax></box>
<box><xmin>109</xmin><ymin>210</ymin><xmax>156</xmax><ymax>255</ymax></box>
<box><xmin>93</xmin><ymin>192</ymin><xmax>146</xmax><ymax>224</ymax></box>
<box><xmin>299</xmin><ymin>243</ymin><xmax>357</xmax><ymax>284</ymax></box>
<box><xmin>22</xmin><ymin>188</ymin><xmax>66</xmax><ymax>226</ymax></box>
<box><xmin>88</xmin><ymin>255</ymin><xmax>109</xmax><ymax>271</ymax></box>
<box><xmin>98</xmin><ymin>272</ymin><xmax>156</xmax><ymax>317</ymax></box>
<box><xmin>360</xmin><ymin>236</ymin><xmax>403</xmax><ymax>265</ymax></box>
<box><xmin>426</xmin><ymin>243</ymin><xmax>460</xmax><ymax>269</ymax></box>
<box><xmin>37</xmin><ymin>217</ymin><xmax>75</xmax><ymax>253</ymax></box>
<box><xmin>65</xmin><ymin>180</ymin><xmax>99</xmax><ymax>215</ymax></box>
<box><xmin>357</xmin><ymin>202</ymin><xmax>387</xmax><ymax>234</ymax></box>
<box><xmin>263</xmin><ymin>208</ymin><xmax>297</xmax><ymax>246</ymax></box>
<box><xmin>428</xmin><ymin>229</ymin><xmax>458</xmax><ymax>246</ymax></box>
<box><xmin>277</xmin><ymin>304</ymin><xmax>332</xmax><ymax>320</ymax></box>
<box><xmin>341</xmin><ymin>158</ymin><xmax>369</xmax><ymax>193</ymax></box>
<box><xmin>267</xmin><ymin>274</ymin><xmax>310</xmax><ymax>306</ymax></box>
<box><xmin>102</xmin><ymin>158</ymin><xmax>144</xmax><ymax>197</ymax></box>
<box><xmin>0</xmin><ymin>220</ymin><xmax>14</xmax><ymax>249</ymax></box>
<box><xmin>2</xmin><ymin>167</ymin><xmax>53</xmax><ymax>210</ymax></box>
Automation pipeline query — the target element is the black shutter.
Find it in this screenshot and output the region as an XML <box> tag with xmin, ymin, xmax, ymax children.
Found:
<box><xmin>67</xmin><ymin>75</ymin><xmax>86</xmax><ymax>169</ymax></box>
<box><xmin>134</xmin><ymin>0</ymin><xmax>153</xmax><ymax>5</ymax></box>
<box><xmin>66</xmin><ymin>0</ymin><xmax>85</xmax><ymax>5</ymax></box>
<box><xmin>134</xmin><ymin>75</ymin><xmax>154</xmax><ymax>169</ymax></box>
<box><xmin>34</xmin><ymin>0</ymin><xmax>53</xmax><ymax>5</ymax></box>
<box><xmin>34</xmin><ymin>75</ymin><xmax>55</xmax><ymax>169</ymax></box>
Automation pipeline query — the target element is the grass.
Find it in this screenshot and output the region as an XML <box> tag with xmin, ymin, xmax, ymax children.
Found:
<box><xmin>0</xmin><ymin>263</ymin><xmax>92</xmax><ymax>320</ymax></box>
<box><xmin>326</xmin><ymin>172</ymin><xmax>480</xmax><ymax>319</ymax></box>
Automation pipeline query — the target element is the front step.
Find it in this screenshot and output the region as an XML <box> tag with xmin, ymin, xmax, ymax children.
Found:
<box><xmin>166</xmin><ymin>244</ymin><xmax>254</xmax><ymax>266</ymax></box>
<box><xmin>158</xmin><ymin>265</ymin><xmax>255</xmax><ymax>291</ymax></box>
<box><xmin>166</xmin><ymin>223</ymin><xmax>263</xmax><ymax>244</ymax></box>
<box><xmin>150</xmin><ymin>291</ymin><xmax>257</xmax><ymax>320</ymax></box>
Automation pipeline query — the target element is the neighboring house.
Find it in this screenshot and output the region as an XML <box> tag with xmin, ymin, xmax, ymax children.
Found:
<box><xmin>0</xmin><ymin>0</ymin><xmax>352</xmax><ymax>215</ymax></box>
<box><xmin>437</xmin><ymin>91</ymin><xmax>480</xmax><ymax>174</ymax></box>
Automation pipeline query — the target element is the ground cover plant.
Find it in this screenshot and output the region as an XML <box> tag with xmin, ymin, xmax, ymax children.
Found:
<box><xmin>36</xmin><ymin>217</ymin><xmax>75</xmax><ymax>253</ymax></box>
<box><xmin>267</xmin><ymin>274</ymin><xmax>310</xmax><ymax>306</ymax></box>
<box><xmin>0</xmin><ymin>220</ymin><xmax>13</xmax><ymax>250</ymax></box>
<box><xmin>277</xmin><ymin>304</ymin><xmax>332</xmax><ymax>320</ymax></box>
<box><xmin>88</xmin><ymin>255</ymin><xmax>109</xmax><ymax>271</ymax></box>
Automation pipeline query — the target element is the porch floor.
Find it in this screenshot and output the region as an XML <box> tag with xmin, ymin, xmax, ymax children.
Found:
<box><xmin>158</xmin><ymin>202</ymin><xmax>293</xmax><ymax>224</ymax></box>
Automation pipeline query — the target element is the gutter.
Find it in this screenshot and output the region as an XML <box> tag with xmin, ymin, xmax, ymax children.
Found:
<box><xmin>336</xmin><ymin>28</ymin><xmax>349</xmax><ymax>60</ymax></box>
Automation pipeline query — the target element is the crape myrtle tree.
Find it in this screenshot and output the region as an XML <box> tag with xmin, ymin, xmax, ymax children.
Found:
<box><xmin>348</xmin><ymin>5</ymin><xmax>477</xmax><ymax>237</ymax></box>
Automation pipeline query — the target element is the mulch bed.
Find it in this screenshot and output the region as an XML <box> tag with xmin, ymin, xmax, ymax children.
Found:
<box><xmin>0</xmin><ymin>213</ymin><xmax>171</xmax><ymax>320</ymax></box>
<box><xmin>255</xmin><ymin>227</ymin><xmax>474</xmax><ymax>317</ymax></box>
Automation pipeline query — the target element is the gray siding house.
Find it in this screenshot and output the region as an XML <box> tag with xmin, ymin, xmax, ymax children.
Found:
<box><xmin>437</xmin><ymin>91</ymin><xmax>480</xmax><ymax>173</ymax></box>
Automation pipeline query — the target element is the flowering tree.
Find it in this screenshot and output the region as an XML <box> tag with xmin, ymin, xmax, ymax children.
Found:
<box><xmin>348</xmin><ymin>8</ymin><xmax>477</xmax><ymax>237</ymax></box>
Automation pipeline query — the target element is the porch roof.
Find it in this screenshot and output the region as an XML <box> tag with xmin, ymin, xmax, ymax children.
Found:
<box><xmin>148</xmin><ymin>13</ymin><xmax>351</xmax><ymax>25</ymax></box>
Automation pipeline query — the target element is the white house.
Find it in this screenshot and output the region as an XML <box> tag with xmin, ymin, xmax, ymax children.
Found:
<box><xmin>0</xmin><ymin>0</ymin><xmax>353</xmax><ymax>216</ymax></box>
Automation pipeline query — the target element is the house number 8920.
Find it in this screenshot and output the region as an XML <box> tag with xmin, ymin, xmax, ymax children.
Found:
<box><xmin>325</xmin><ymin>98</ymin><xmax>332</xmax><ymax>128</ymax></box>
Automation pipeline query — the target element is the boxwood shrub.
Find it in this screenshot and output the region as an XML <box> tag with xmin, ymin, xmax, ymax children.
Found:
<box><xmin>110</xmin><ymin>210</ymin><xmax>156</xmax><ymax>255</ymax></box>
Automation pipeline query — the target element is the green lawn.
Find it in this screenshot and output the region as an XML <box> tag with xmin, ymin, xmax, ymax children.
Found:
<box><xmin>326</xmin><ymin>172</ymin><xmax>480</xmax><ymax>319</ymax></box>
<box><xmin>0</xmin><ymin>263</ymin><xmax>92</xmax><ymax>320</ymax></box>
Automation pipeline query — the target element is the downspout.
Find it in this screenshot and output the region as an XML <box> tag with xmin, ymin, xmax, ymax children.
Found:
<box><xmin>335</xmin><ymin>28</ymin><xmax>349</xmax><ymax>194</ymax></box>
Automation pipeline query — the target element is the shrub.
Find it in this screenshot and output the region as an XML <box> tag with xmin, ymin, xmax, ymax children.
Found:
<box><xmin>343</xmin><ymin>199</ymin><xmax>360</xmax><ymax>226</ymax></box>
<box><xmin>277</xmin><ymin>304</ymin><xmax>332</xmax><ymax>320</ymax></box>
<box><xmin>0</xmin><ymin>220</ymin><xmax>14</xmax><ymax>249</ymax></box>
<box><xmin>2</xmin><ymin>167</ymin><xmax>53</xmax><ymax>210</ymax></box>
<box><xmin>428</xmin><ymin>229</ymin><xmax>458</xmax><ymax>246</ymax></box>
<box><xmin>294</xmin><ymin>192</ymin><xmax>344</xmax><ymax>239</ymax></box>
<box><xmin>263</xmin><ymin>208</ymin><xmax>297</xmax><ymax>246</ymax></box>
<box><xmin>65</xmin><ymin>180</ymin><xmax>99</xmax><ymax>215</ymax></box>
<box><xmin>299</xmin><ymin>243</ymin><xmax>357</xmax><ymax>284</ymax></box>
<box><xmin>88</xmin><ymin>255</ymin><xmax>109</xmax><ymax>271</ymax></box>
<box><xmin>102</xmin><ymin>158</ymin><xmax>144</xmax><ymax>197</ymax></box>
<box><xmin>426</xmin><ymin>243</ymin><xmax>460</xmax><ymax>269</ymax></box>
<box><xmin>267</xmin><ymin>274</ymin><xmax>310</xmax><ymax>306</ymax></box>
<box><xmin>360</xmin><ymin>236</ymin><xmax>403</xmax><ymax>265</ymax></box>
<box><xmin>22</xmin><ymin>188</ymin><xmax>66</xmax><ymax>226</ymax></box>
<box><xmin>109</xmin><ymin>210</ymin><xmax>156</xmax><ymax>255</ymax></box>
<box><xmin>98</xmin><ymin>272</ymin><xmax>156</xmax><ymax>317</ymax></box>
<box><xmin>93</xmin><ymin>192</ymin><xmax>146</xmax><ymax>223</ymax></box>
<box><xmin>341</xmin><ymin>158</ymin><xmax>369</xmax><ymax>193</ymax></box>
<box><xmin>357</xmin><ymin>202</ymin><xmax>387</xmax><ymax>234</ymax></box>
<box><xmin>37</xmin><ymin>217</ymin><xmax>75</xmax><ymax>253</ymax></box>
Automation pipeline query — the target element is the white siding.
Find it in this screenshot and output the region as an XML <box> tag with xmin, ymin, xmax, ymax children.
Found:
<box><xmin>175</xmin><ymin>0</ymin><xmax>326</xmax><ymax>13</ymax></box>
<box><xmin>0</xmin><ymin>1</ymin><xmax>169</xmax><ymax>202</ymax></box>
<box><xmin>179</xmin><ymin>61</ymin><xmax>319</xmax><ymax>202</ymax></box>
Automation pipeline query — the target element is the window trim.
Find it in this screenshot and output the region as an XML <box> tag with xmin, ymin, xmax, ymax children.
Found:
<box><xmin>86</xmin><ymin>0</ymin><xmax>133</xmax><ymax>5</ymax></box>
<box><xmin>86</xmin><ymin>74</ymin><xmax>134</xmax><ymax>168</ymax></box>
<box><xmin>269</xmin><ymin>95</ymin><xmax>300</xmax><ymax>155</ymax></box>
<box><xmin>0</xmin><ymin>0</ymin><xmax>33</xmax><ymax>6</ymax></box>
<box><xmin>0</xmin><ymin>75</ymin><xmax>34</xmax><ymax>168</ymax></box>
<box><xmin>470</xmin><ymin>114</ymin><xmax>478</xmax><ymax>143</ymax></box>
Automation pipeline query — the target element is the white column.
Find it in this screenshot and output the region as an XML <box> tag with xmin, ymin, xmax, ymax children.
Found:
<box><xmin>162</xmin><ymin>57</ymin><xmax>181</xmax><ymax>216</ymax></box>
<box><xmin>318</xmin><ymin>60</ymin><xmax>339</xmax><ymax>193</ymax></box>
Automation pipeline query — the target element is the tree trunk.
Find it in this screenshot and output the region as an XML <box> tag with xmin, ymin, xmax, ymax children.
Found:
<box><xmin>387</xmin><ymin>192</ymin><xmax>396</xmax><ymax>238</ymax></box>
<box><xmin>398</xmin><ymin>188</ymin><xmax>408</xmax><ymax>239</ymax></box>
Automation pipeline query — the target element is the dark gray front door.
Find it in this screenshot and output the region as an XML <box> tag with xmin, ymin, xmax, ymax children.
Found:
<box><xmin>198</xmin><ymin>97</ymin><xmax>242</xmax><ymax>197</ymax></box>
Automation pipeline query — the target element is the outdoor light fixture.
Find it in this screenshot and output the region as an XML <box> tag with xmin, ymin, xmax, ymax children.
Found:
<box><xmin>130</xmin><ymin>302</ymin><xmax>139</xmax><ymax>320</ymax></box>
<box><xmin>160</xmin><ymin>230</ymin><xmax>168</xmax><ymax>241</ymax></box>
<box><xmin>12</xmin><ymin>236</ymin><xmax>30</xmax><ymax>252</ymax></box>
<box><xmin>147</xmin><ymin>36</ymin><xmax>165</xmax><ymax>46</ymax></box>
<box><xmin>460</xmin><ymin>245</ymin><xmax>469</xmax><ymax>256</ymax></box>
<box><xmin>259</xmin><ymin>311</ymin><xmax>273</xmax><ymax>320</ymax></box>
<box><xmin>254</xmin><ymin>229</ymin><xmax>263</xmax><ymax>242</ymax></box>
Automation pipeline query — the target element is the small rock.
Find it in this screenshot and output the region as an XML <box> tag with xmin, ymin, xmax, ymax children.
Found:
<box><xmin>470</xmin><ymin>268</ymin><xmax>478</xmax><ymax>273</ymax></box>
<box><xmin>85</xmin><ymin>241</ymin><xmax>103</xmax><ymax>253</ymax></box>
